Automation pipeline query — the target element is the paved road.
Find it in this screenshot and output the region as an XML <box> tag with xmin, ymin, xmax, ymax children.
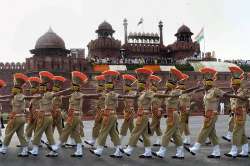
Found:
<box><xmin>0</xmin><ymin>115</ymin><xmax>250</xmax><ymax>166</ymax></box>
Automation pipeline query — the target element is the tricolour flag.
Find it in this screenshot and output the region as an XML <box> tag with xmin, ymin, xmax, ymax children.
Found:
<box><xmin>137</xmin><ymin>18</ymin><xmax>144</xmax><ymax>26</ymax></box>
<box><xmin>195</xmin><ymin>27</ymin><xmax>204</xmax><ymax>43</ymax></box>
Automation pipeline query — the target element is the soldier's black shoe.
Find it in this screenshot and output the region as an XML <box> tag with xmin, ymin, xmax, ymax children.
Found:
<box><xmin>28</xmin><ymin>151</ymin><xmax>37</xmax><ymax>156</ymax></box>
<box><xmin>84</xmin><ymin>141</ymin><xmax>94</xmax><ymax>147</ymax></box>
<box><xmin>183</xmin><ymin>143</ymin><xmax>190</xmax><ymax>146</ymax></box>
<box><xmin>65</xmin><ymin>144</ymin><xmax>76</xmax><ymax>147</ymax></box>
<box><xmin>224</xmin><ymin>153</ymin><xmax>237</xmax><ymax>158</ymax></box>
<box><xmin>237</xmin><ymin>154</ymin><xmax>249</xmax><ymax>158</ymax></box>
<box><xmin>184</xmin><ymin>146</ymin><xmax>196</xmax><ymax>156</ymax></box>
<box><xmin>109</xmin><ymin>154</ymin><xmax>123</xmax><ymax>158</ymax></box>
<box><xmin>247</xmin><ymin>137</ymin><xmax>250</xmax><ymax>140</ymax></box>
<box><xmin>152</xmin><ymin>151</ymin><xmax>163</xmax><ymax>159</ymax></box>
<box><xmin>46</xmin><ymin>153</ymin><xmax>58</xmax><ymax>157</ymax></box>
<box><xmin>205</xmin><ymin>142</ymin><xmax>212</xmax><ymax>146</ymax></box>
<box><xmin>89</xmin><ymin>149</ymin><xmax>101</xmax><ymax>157</ymax></box>
<box><xmin>222</xmin><ymin>136</ymin><xmax>231</xmax><ymax>142</ymax></box>
<box><xmin>16</xmin><ymin>145</ymin><xmax>22</xmax><ymax>147</ymax></box>
<box><xmin>139</xmin><ymin>138</ymin><xmax>143</xmax><ymax>143</ymax></box>
<box><xmin>71</xmin><ymin>154</ymin><xmax>83</xmax><ymax>158</ymax></box>
<box><xmin>207</xmin><ymin>155</ymin><xmax>220</xmax><ymax>159</ymax></box>
<box><xmin>119</xmin><ymin>148</ymin><xmax>130</xmax><ymax>156</ymax></box>
<box><xmin>172</xmin><ymin>155</ymin><xmax>184</xmax><ymax>159</ymax></box>
<box><xmin>139</xmin><ymin>154</ymin><xmax>152</xmax><ymax>159</ymax></box>
<box><xmin>0</xmin><ymin>140</ymin><xmax>2</xmax><ymax>146</ymax></box>
<box><xmin>17</xmin><ymin>153</ymin><xmax>29</xmax><ymax>157</ymax></box>
<box><xmin>153</xmin><ymin>143</ymin><xmax>161</xmax><ymax>147</ymax></box>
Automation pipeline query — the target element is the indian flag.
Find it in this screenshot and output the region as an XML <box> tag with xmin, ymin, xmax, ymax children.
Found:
<box><xmin>195</xmin><ymin>27</ymin><xmax>204</xmax><ymax>43</ymax></box>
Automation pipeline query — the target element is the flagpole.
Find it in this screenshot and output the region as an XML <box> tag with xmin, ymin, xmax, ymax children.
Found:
<box><xmin>203</xmin><ymin>28</ymin><xmax>205</xmax><ymax>58</ymax></box>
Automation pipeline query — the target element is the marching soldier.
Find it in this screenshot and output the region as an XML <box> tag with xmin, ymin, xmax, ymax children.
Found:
<box><xmin>185</xmin><ymin>67</ymin><xmax>242</xmax><ymax>158</ymax></box>
<box><xmin>119</xmin><ymin>74</ymin><xmax>137</xmax><ymax>145</ymax></box>
<box><xmin>0</xmin><ymin>73</ymin><xmax>32</xmax><ymax>156</ymax></box>
<box><xmin>222</xmin><ymin>83</ymin><xmax>237</xmax><ymax>142</ymax></box>
<box><xmin>0</xmin><ymin>80</ymin><xmax>6</xmax><ymax>146</ymax></box>
<box><xmin>153</xmin><ymin>68</ymin><xmax>189</xmax><ymax>159</ymax></box>
<box><xmin>178</xmin><ymin>73</ymin><xmax>192</xmax><ymax>145</ymax></box>
<box><xmin>51</xmin><ymin>76</ymin><xmax>66</xmax><ymax>136</ymax></box>
<box><xmin>57</xmin><ymin>71</ymin><xmax>89</xmax><ymax>157</ymax></box>
<box><xmin>90</xmin><ymin>70</ymin><xmax>124</xmax><ymax>158</ymax></box>
<box><xmin>25</xmin><ymin>77</ymin><xmax>41</xmax><ymax>146</ymax></box>
<box><xmin>85</xmin><ymin>75</ymin><xmax>106</xmax><ymax>147</ymax></box>
<box><xmin>29</xmin><ymin>71</ymin><xmax>68</xmax><ymax>157</ymax></box>
<box><xmin>149</xmin><ymin>75</ymin><xmax>163</xmax><ymax>146</ymax></box>
<box><xmin>121</xmin><ymin>68</ymin><xmax>155</xmax><ymax>158</ymax></box>
<box><xmin>225</xmin><ymin>66</ymin><xmax>249</xmax><ymax>158</ymax></box>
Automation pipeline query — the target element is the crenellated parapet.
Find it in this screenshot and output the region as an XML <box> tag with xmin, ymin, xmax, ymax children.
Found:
<box><xmin>0</xmin><ymin>62</ymin><xmax>26</xmax><ymax>71</ymax></box>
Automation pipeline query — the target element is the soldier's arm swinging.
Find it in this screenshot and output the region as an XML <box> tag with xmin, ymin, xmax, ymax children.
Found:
<box><xmin>0</xmin><ymin>94</ymin><xmax>13</xmax><ymax>99</ymax></box>
<box><xmin>223</xmin><ymin>93</ymin><xmax>247</xmax><ymax>101</ymax></box>
<box><xmin>53</xmin><ymin>88</ymin><xmax>72</xmax><ymax>97</ymax></box>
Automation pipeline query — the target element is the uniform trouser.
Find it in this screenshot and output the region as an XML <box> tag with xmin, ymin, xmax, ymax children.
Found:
<box><xmin>52</xmin><ymin>116</ymin><xmax>63</xmax><ymax>136</ymax></box>
<box><xmin>150</xmin><ymin>116</ymin><xmax>162</xmax><ymax>136</ymax></box>
<box><xmin>120</xmin><ymin>117</ymin><xmax>134</xmax><ymax>136</ymax></box>
<box><xmin>228</xmin><ymin>116</ymin><xmax>234</xmax><ymax>132</ymax></box>
<box><xmin>33</xmin><ymin>116</ymin><xmax>55</xmax><ymax>145</ymax></box>
<box><xmin>179</xmin><ymin>113</ymin><xmax>190</xmax><ymax>136</ymax></box>
<box><xmin>60</xmin><ymin>116</ymin><xmax>82</xmax><ymax>144</ymax></box>
<box><xmin>4</xmin><ymin>117</ymin><xmax>27</xmax><ymax>146</ymax></box>
<box><xmin>79</xmin><ymin>121</ymin><xmax>84</xmax><ymax>138</ymax></box>
<box><xmin>128</xmin><ymin>115</ymin><xmax>151</xmax><ymax>147</ymax></box>
<box><xmin>92</xmin><ymin>119</ymin><xmax>102</xmax><ymax>139</ymax></box>
<box><xmin>232</xmin><ymin>122</ymin><xmax>248</xmax><ymax>146</ymax></box>
<box><xmin>161</xmin><ymin>121</ymin><xmax>183</xmax><ymax>147</ymax></box>
<box><xmin>179</xmin><ymin>122</ymin><xmax>190</xmax><ymax>136</ymax></box>
<box><xmin>97</xmin><ymin>114</ymin><xmax>120</xmax><ymax>146</ymax></box>
<box><xmin>197</xmin><ymin>115</ymin><xmax>219</xmax><ymax>145</ymax></box>
<box><xmin>25</xmin><ymin>122</ymin><xmax>35</xmax><ymax>139</ymax></box>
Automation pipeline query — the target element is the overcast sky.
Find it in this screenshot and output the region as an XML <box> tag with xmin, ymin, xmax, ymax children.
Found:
<box><xmin>0</xmin><ymin>0</ymin><xmax>249</xmax><ymax>62</ymax></box>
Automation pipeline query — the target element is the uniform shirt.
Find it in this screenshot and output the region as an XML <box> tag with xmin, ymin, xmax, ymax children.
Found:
<box><xmin>104</xmin><ymin>91</ymin><xmax>119</xmax><ymax>110</ymax></box>
<box><xmin>137</xmin><ymin>90</ymin><xmax>155</xmax><ymax>110</ymax></box>
<box><xmin>235</xmin><ymin>88</ymin><xmax>249</xmax><ymax>108</ymax></box>
<box><xmin>39</xmin><ymin>92</ymin><xmax>54</xmax><ymax>112</ymax></box>
<box><xmin>30</xmin><ymin>94</ymin><xmax>40</xmax><ymax>110</ymax></box>
<box><xmin>52</xmin><ymin>95</ymin><xmax>62</xmax><ymax>109</ymax></box>
<box><xmin>203</xmin><ymin>87</ymin><xmax>225</xmax><ymax>111</ymax></box>
<box><xmin>12</xmin><ymin>93</ymin><xmax>26</xmax><ymax>113</ymax></box>
<box><xmin>69</xmin><ymin>91</ymin><xmax>84</xmax><ymax>111</ymax></box>
<box><xmin>165</xmin><ymin>89</ymin><xmax>182</xmax><ymax>110</ymax></box>
<box><xmin>123</xmin><ymin>91</ymin><xmax>136</xmax><ymax>112</ymax></box>
<box><xmin>95</xmin><ymin>92</ymin><xmax>105</xmax><ymax>110</ymax></box>
<box><xmin>151</xmin><ymin>92</ymin><xmax>163</xmax><ymax>110</ymax></box>
<box><xmin>230</xmin><ymin>93</ymin><xmax>236</xmax><ymax>112</ymax></box>
<box><xmin>179</xmin><ymin>92</ymin><xmax>191</xmax><ymax>110</ymax></box>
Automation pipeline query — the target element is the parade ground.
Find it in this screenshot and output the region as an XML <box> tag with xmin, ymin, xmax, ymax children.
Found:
<box><xmin>0</xmin><ymin>115</ymin><xmax>249</xmax><ymax>166</ymax></box>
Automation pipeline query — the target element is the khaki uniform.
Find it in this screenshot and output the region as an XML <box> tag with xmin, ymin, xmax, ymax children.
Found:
<box><xmin>92</xmin><ymin>93</ymin><xmax>105</xmax><ymax>139</ymax></box>
<box><xmin>128</xmin><ymin>90</ymin><xmax>154</xmax><ymax>147</ymax></box>
<box><xmin>179</xmin><ymin>93</ymin><xmax>191</xmax><ymax>136</ymax></box>
<box><xmin>232</xmin><ymin>88</ymin><xmax>249</xmax><ymax>146</ymax></box>
<box><xmin>60</xmin><ymin>92</ymin><xmax>84</xmax><ymax>144</ymax></box>
<box><xmin>97</xmin><ymin>91</ymin><xmax>120</xmax><ymax>146</ymax></box>
<box><xmin>3</xmin><ymin>94</ymin><xmax>27</xmax><ymax>146</ymax></box>
<box><xmin>120</xmin><ymin>91</ymin><xmax>135</xmax><ymax>136</ymax></box>
<box><xmin>25</xmin><ymin>95</ymin><xmax>40</xmax><ymax>139</ymax></box>
<box><xmin>150</xmin><ymin>95</ymin><xmax>163</xmax><ymax>137</ymax></box>
<box><xmin>32</xmin><ymin>92</ymin><xmax>55</xmax><ymax>145</ymax></box>
<box><xmin>52</xmin><ymin>95</ymin><xmax>63</xmax><ymax>135</ymax></box>
<box><xmin>197</xmin><ymin>87</ymin><xmax>224</xmax><ymax>145</ymax></box>
<box><xmin>228</xmin><ymin>98</ymin><xmax>236</xmax><ymax>133</ymax></box>
<box><xmin>161</xmin><ymin>89</ymin><xmax>183</xmax><ymax>147</ymax></box>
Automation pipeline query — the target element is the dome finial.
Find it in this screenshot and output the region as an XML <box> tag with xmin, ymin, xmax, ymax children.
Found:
<box><xmin>48</xmin><ymin>26</ymin><xmax>53</xmax><ymax>33</ymax></box>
